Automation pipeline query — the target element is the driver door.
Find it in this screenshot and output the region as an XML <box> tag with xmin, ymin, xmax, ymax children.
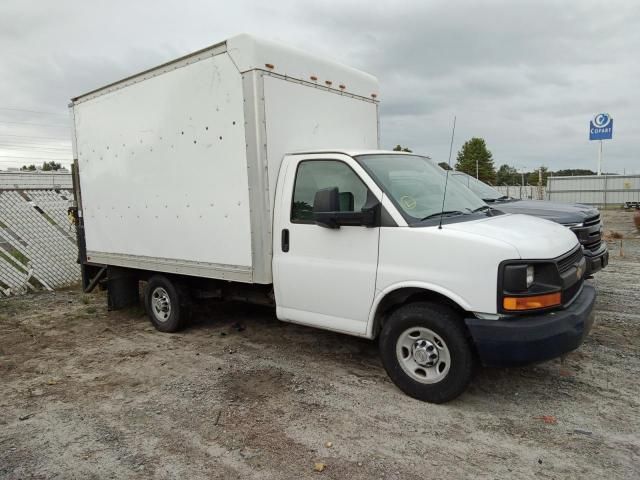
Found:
<box><xmin>273</xmin><ymin>155</ymin><xmax>382</xmax><ymax>336</ymax></box>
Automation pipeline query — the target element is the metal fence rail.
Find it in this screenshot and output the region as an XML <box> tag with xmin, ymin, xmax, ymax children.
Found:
<box><xmin>0</xmin><ymin>173</ymin><xmax>79</xmax><ymax>297</ymax></box>
<box><xmin>547</xmin><ymin>174</ymin><xmax>640</xmax><ymax>206</ymax></box>
<box><xmin>494</xmin><ymin>185</ymin><xmax>546</xmax><ymax>200</ymax></box>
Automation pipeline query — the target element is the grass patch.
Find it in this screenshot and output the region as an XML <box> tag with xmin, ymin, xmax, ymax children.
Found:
<box><xmin>34</xmin><ymin>206</ymin><xmax>58</xmax><ymax>226</ymax></box>
<box><xmin>10</xmin><ymin>249</ymin><xmax>30</xmax><ymax>265</ymax></box>
<box><xmin>0</xmin><ymin>250</ymin><xmax>28</xmax><ymax>274</ymax></box>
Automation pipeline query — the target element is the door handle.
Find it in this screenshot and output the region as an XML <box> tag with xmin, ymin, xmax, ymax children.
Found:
<box><xmin>281</xmin><ymin>229</ymin><xmax>290</xmax><ymax>252</ymax></box>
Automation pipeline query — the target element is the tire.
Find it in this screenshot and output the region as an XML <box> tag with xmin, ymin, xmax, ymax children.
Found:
<box><xmin>143</xmin><ymin>275</ymin><xmax>189</xmax><ymax>332</ymax></box>
<box><xmin>379</xmin><ymin>302</ymin><xmax>474</xmax><ymax>404</ymax></box>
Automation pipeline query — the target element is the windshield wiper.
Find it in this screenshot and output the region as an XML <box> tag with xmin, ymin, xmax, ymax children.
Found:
<box><xmin>483</xmin><ymin>196</ymin><xmax>509</xmax><ymax>202</ymax></box>
<box><xmin>420</xmin><ymin>210</ymin><xmax>466</xmax><ymax>221</ymax></box>
<box><xmin>472</xmin><ymin>205</ymin><xmax>491</xmax><ymax>213</ymax></box>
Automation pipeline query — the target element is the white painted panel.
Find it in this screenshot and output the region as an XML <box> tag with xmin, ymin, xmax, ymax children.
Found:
<box><xmin>272</xmin><ymin>154</ymin><xmax>383</xmax><ymax>335</ymax></box>
<box><xmin>263</xmin><ymin>75</ymin><xmax>378</xmax><ymax>209</ymax></box>
<box><xmin>227</xmin><ymin>34</ymin><xmax>379</xmax><ymax>99</ymax></box>
<box><xmin>74</xmin><ymin>53</ymin><xmax>252</xmax><ymax>268</ymax></box>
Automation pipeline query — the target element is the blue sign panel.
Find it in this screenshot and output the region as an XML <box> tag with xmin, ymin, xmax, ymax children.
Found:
<box><xmin>589</xmin><ymin>113</ymin><xmax>613</xmax><ymax>140</ymax></box>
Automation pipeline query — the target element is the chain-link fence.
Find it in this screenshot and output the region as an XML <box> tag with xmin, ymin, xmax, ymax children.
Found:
<box><xmin>0</xmin><ymin>173</ymin><xmax>79</xmax><ymax>297</ymax></box>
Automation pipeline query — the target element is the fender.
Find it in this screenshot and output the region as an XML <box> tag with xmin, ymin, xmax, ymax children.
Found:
<box><xmin>365</xmin><ymin>281</ymin><xmax>472</xmax><ymax>339</ymax></box>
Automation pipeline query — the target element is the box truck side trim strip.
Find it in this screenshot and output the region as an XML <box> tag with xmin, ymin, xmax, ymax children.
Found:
<box><xmin>86</xmin><ymin>251</ymin><xmax>252</xmax><ymax>282</ymax></box>
<box><xmin>72</xmin><ymin>43</ymin><xmax>228</xmax><ymax>104</ymax></box>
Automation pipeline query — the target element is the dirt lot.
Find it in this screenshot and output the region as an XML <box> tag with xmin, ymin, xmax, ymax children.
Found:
<box><xmin>1</xmin><ymin>210</ymin><xmax>639</xmax><ymax>479</ymax></box>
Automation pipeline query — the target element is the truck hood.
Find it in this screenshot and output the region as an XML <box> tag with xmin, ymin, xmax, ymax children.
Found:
<box><xmin>444</xmin><ymin>213</ymin><xmax>579</xmax><ymax>259</ymax></box>
<box><xmin>490</xmin><ymin>199</ymin><xmax>599</xmax><ymax>225</ymax></box>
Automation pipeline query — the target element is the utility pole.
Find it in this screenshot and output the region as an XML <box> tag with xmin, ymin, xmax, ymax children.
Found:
<box><xmin>538</xmin><ymin>167</ymin><xmax>543</xmax><ymax>200</ymax></box>
<box><xmin>476</xmin><ymin>158</ymin><xmax>479</xmax><ymax>180</ymax></box>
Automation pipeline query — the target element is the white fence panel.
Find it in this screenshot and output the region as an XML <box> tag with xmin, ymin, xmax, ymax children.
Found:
<box><xmin>547</xmin><ymin>175</ymin><xmax>640</xmax><ymax>206</ymax></box>
<box><xmin>0</xmin><ymin>173</ymin><xmax>79</xmax><ymax>297</ymax></box>
<box><xmin>494</xmin><ymin>185</ymin><xmax>546</xmax><ymax>200</ymax></box>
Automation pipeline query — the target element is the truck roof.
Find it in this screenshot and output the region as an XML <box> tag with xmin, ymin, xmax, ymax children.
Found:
<box><xmin>71</xmin><ymin>33</ymin><xmax>380</xmax><ymax>103</ymax></box>
<box><xmin>287</xmin><ymin>149</ymin><xmax>429</xmax><ymax>158</ymax></box>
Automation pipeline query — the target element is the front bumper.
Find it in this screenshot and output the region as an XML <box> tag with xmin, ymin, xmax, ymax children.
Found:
<box><xmin>465</xmin><ymin>284</ymin><xmax>596</xmax><ymax>367</ymax></box>
<box><xmin>584</xmin><ymin>243</ymin><xmax>608</xmax><ymax>275</ymax></box>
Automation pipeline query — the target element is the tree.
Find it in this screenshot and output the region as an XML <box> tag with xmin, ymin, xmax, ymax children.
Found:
<box><xmin>41</xmin><ymin>161</ymin><xmax>62</xmax><ymax>171</ymax></box>
<box><xmin>393</xmin><ymin>144</ymin><xmax>412</xmax><ymax>152</ymax></box>
<box><xmin>21</xmin><ymin>164</ymin><xmax>37</xmax><ymax>171</ymax></box>
<box><xmin>496</xmin><ymin>164</ymin><xmax>520</xmax><ymax>185</ymax></box>
<box><xmin>438</xmin><ymin>162</ymin><xmax>452</xmax><ymax>170</ymax></box>
<box><xmin>527</xmin><ymin>167</ymin><xmax>550</xmax><ymax>186</ymax></box>
<box><xmin>454</xmin><ymin>138</ymin><xmax>496</xmax><ymax>183</ymax></box>
<box><xmin>553</xmin><ymin>168</ymin><xmax>596</xmax><ymax>177</ymax></box>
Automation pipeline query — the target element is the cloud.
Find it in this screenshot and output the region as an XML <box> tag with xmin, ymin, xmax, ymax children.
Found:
<box><xmin>0</xmin><ymin>0</ymin><xmax>638</xmax><ymax>173</ymax></box>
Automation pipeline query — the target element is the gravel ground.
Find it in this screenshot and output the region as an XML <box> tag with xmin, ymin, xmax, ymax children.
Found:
<box><xmin>1</xmin><ymin>210</ymin><xmax>639</xmax><ymax>479</ymax></box>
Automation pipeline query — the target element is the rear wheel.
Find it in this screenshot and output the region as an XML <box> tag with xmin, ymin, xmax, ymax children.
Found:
<box><xmin>379</xmin><ymin>302</ymin><xmax>474</xmax><ymax>403</ymax></box>
<box><xmin>144</xmin><ymin>275</ymin><xmax>188</xmax><ymax>332</ymax></box>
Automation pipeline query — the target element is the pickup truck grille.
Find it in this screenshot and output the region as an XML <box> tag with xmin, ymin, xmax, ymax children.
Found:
<box><xmin>570</xmin><ymin>214</ymin><xmax>602</xmax><ymax>253</ymax></box>
<box><xmin>557</xmin><ymin>247</ymin><xmax>583</xmax><ymax>274</ymax></box>
<box><xmin>583</xmin><ymin>214</ymin><xmax>600</xmax><ymax>227</ymax></box>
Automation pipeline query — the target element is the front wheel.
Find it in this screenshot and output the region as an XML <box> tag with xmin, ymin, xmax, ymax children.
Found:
<box><xmin>379</xmin><ymin>302</ymin><xmax>474</xmax><ymax>403</ymax></box>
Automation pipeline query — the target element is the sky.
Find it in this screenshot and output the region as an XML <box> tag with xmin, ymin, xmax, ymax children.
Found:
<box><xmin>0</xmin><ymin>0</ymin><xmax>638</xmax><ymax>174</ymax></box>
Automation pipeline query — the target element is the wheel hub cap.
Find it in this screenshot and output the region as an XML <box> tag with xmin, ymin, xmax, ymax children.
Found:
<box><xmin>412</xmin><ymin>339</ymin><xmax>439</xmax><ymax>366</ymax></box>
<box><xmin>151</xmin><ymin>287</ymin><xmax>171</xmax><ymax>322</ymax></box>
<box><xmin>396</xmin><ymin>326</ymin><xmax>451</xmax><ymax>384</ymax></box>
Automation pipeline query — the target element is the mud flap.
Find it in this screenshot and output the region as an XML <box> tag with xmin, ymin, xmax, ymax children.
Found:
<box><xmin>107</xmin><ymin>266</ymin><xmax>139</xmax><ymax>311</ymax></box>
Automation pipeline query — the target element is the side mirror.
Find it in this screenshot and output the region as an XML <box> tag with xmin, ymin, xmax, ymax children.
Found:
<box><xmin>313</xmin><ymin>187</ymin><xmax>340</xmax><ymax>214</ymax></box>
<box><xmin>312</xmin><ymin>187</ymin><xmax>380</xmax><ymax>229</ymax></box>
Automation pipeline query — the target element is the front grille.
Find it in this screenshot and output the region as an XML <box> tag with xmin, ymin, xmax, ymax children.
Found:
<box><xmin>562</xmin><ymin>278</ymin><xmax>584</xmax><ymax>305</ymax></box>
<box><xmin>557</xmin><ymin>247</ymin><xmax>583</xmax><ymax>274</ymax></box>
<box><xmin>583</xmin><ymin>214</ymin><xmax>600</xmax><ymax>227</ymax></box>
<box><xmin>571</xmin><ymin>214</ymin><xmax>603</xmax><ymax>252</ymax></box>
<box><xmin>584</xmin><ymin>238</ymin><xmax>602</xmax><ymax>251</ymax></box>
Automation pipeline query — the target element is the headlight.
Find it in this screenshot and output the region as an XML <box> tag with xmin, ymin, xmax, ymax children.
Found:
<box><xmin>526</xmin><ymin>265</ymin><xmax>534</xmax><ymax>288</ymax></box>
<box><xmin>499</xmin><ymin>261</ymin><xmax>562</xmax><ymax>313</ymax></box>
<box><xmin>562</xmin><ymin>222</ymin><xmax>583</xmax><ymax>228</ymax></box>
<box><xmin>503</xmin><ymin>264</ymin><xmax>532</xmax><ymax>292</ymax></box>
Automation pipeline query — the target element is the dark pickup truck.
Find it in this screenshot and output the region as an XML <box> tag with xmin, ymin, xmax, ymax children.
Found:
<box><xmin>452</xmin><ymin>172</ymin><xmax>608</xmax><ymax>276</ymax></box>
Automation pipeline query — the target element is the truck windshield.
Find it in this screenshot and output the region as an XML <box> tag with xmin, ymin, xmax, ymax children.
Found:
<box><xmin>451</xmin><ymin>172</ymin><xmax>504</xmax><ymax>201</ymax></box>
<box><xmin>356</xmin><ymin>154</ymin><xmax>487</xmax><ymax>224</ymax></box>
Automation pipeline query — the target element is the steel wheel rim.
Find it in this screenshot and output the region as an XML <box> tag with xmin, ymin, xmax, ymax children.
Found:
<box><xmin>151</xmin><ymin>287</ymin><xmax>171</xmax><ymax>322</ymax></box>
<box><xmin>396</xmin><ymin>326</ymin><xmax>451</xmax><ymax>384</ymax></box>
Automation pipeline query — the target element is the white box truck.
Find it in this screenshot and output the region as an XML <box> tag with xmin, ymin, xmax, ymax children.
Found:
<box><xmin>69</xmin><ymin>34</ymin><xmax>595</xmax><ymax>403</ymax></box>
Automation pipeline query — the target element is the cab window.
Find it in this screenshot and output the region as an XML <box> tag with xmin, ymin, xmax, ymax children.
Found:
<box><xmin>291</xmin><ymin>160</ymin><xmax>368</xmax><ymax>223</ymax></box>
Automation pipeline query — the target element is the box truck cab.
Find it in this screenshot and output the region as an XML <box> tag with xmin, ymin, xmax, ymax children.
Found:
<box><xmin>69</xmin><ymin>34</ymin><xmax>595</xmax><ymax>403</ymax></box>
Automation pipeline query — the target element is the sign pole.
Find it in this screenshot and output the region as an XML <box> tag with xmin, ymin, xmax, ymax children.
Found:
<box><xmin>590</xmin><ymin>113</ymin><xmax>612</xmax><ymax>175</ymax></box>
<box><xmin>597</xmin><ymin>140</ymin><xmax>602</xmax><ymax>176</ymax></box>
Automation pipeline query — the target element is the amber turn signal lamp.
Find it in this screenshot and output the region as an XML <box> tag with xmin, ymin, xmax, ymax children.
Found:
<box><xmin>503</xmin><ymin>292</ymin><xmax>561</xmax><ymax>311</ymax></box>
